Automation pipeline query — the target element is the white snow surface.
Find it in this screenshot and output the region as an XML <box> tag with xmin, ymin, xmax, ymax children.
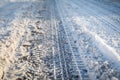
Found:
<box><xmin>56</xmin><ymin>0</ymin><xmax>120</xmax><ymax>79</ymax></box>
<box><xmin>0</xmin><ymin>0</ymin><xmax>120</xmax><ymax>80</ymax></box>
<box><xmin>56</xmin><ymin>0</ymin><xmax>120</xmax><ymax>65</ymax></box>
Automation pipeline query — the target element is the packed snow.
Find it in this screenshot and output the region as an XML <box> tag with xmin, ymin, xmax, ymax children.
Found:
<box><xmin>0</xmin><ymin>0</ymin><xmax>120</xmax><ymax>80</ymax></box>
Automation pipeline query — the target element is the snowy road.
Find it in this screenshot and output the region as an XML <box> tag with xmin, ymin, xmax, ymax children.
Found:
<box><xmin>56</xmin><ymin>0</ymin><xmax>120</xmax><ymax>79</ymax></box>
<box><xmin>0</xmin><ymin>0</ymin><xmax>120</xmax><ymax>80</ymax></box>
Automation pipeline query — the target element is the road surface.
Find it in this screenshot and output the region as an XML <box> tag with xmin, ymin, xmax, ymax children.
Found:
<box><xmin>0</xmin><ymin>0</ymin><xmax>120</xmax><ymax>80</ymax></box>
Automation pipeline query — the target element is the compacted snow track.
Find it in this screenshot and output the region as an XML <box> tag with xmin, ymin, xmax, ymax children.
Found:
<box><xmin>55</xmin><ymin>0</ymin><xmax>120</xmax><ymax>80</ymax></box>
<box><xmin>0</xmin><ymin>0</ymin><xmax>120</xmax><ymax>80</ymax></box>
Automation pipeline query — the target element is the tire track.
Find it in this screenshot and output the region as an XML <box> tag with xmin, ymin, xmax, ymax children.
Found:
<box><xmin>55</xmin><ymin>0</ymin><xmax>91</xmax><ymax>80</ymax></box>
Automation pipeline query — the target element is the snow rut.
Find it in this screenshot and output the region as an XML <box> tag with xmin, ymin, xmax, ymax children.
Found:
<box><xmin>0</xmin><ymin>0</ymin><xmax>120</xmax><ymax>80</ymax></box>
<box><xmin>56</xmin><ymin>0</ymin><xmax>120</xmax><ymax>80</ymax></box>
